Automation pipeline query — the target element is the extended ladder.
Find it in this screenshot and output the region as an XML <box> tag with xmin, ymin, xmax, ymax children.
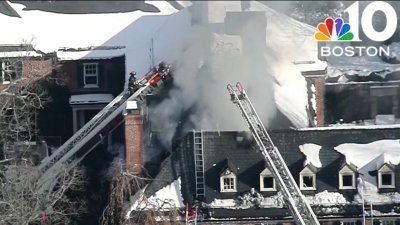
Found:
<box><xmin>193</xmin><ymin>131</ymin><xmax>205</xmax><ymax>199</ymax></box>
<box><xmin>37</xmin><ymin>67</ymin><xmax>171</xmax><ymax>190</ymax></box>
<box><xmin>227</xmin><ymin>82</ymin><xmax>320</xmax><ymax>225</ymax></box>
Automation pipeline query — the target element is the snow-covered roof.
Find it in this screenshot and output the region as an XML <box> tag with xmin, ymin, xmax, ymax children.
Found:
<box><xmin>334</xmin><ymin>140</ymin><xmax>400</xmax><ymax>203</ymax></box>
<box><xmin>1</xmin><ymin>1</ymin><xmax>191</xmax><ymax>79</ymax></box>
<box><xmin>69</xmin><ymin>94</ymin><xmax>114</xmax><ymax>105</ymax></box>
<box><xmin>299</xmin><ymin>123</ymin><xmax>400</xmax><ymax>131</ymax></box>
<box><xmin>254</xmin><ymin>1</ymin><xmax>326</xmax><ymax>128</ymax></box>
<box><xmin>334</xmin><ymin>140</ymin><xmax>400</xmax><ymax>170</ymax></box>
<box><xmin>126</xmin><ymin>177</ymin><xmax>184</xmax><ymax>217</ymax></box>
<box><xmin>57</xmin><ymin>48</ymin><xmax>126</xmax><ymax>61</ymax></box>
<box><xmin>299</xmin><ymin>143</ymin><xmax>322</xmax><ymax>168</ymax></box>
<box><xmin>326</xmin><ymin>42</ymin><xmax>400</xmax><ymax>80</ymax></box>
<box><xmin>0</xmin><ymin>1</ymin><xmax>179</xmax><ymax>53</ymax></box>
<box><xmin>0</xmin><ymin>51</ymin><xmax>42</xmax><ymax>58</ymax></box>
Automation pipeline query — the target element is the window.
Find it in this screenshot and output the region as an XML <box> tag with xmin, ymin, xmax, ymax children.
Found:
<box><xmin>378</xmin><ymin>164</ymin><xmax>395</xmax><ymax>188</ymax></box>
<box><xmin>1</xmin><ymin>60</ymin><xmax>21</xmax><ymax>83</ymax></box>
<box><xmin>339</xmin><ymin>165</ymin><xmax>356</xmax><ymax>190</ymax></box>
<box><xmin>260</xmin><ymin>167</ymin><xmax>276</xmax><ymax>191</ymax></box>
<box><xmin>83</xmin><ymin>63</ymin><xmax>98</xmax><ymax>87</ymax></box>
<box><xmin>381</xmin><ymin>220</ymin><xmax>396</xmax><ymax>225</ymax></box>
<box><xmin>300</xmin><ymin>167</ymin><xmax>316</xmax><ymax>190</ymax></box>
<box><xmin>340</xmin><ymin>221</ymin><xmax>357</xmax><ymax>225</ymax></box>
<box><xmin>220</xmin><ymin>169</ymin><xmax>237</xmax><ymax>192</ymax></box>
<box><xmin>302</xmin><ymin>175</ymin><xmax>314</xmax><ymax>188</ymax></box>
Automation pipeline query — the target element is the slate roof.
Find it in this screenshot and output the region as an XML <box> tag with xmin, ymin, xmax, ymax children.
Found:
<box><xmin>0</xmin><ymin>1</ymin><xmax>20</xmax><ymax>17</ymax></box>
<box><xmin>144</xmin><ymin>127</ymin><xmax>400</xmax><ymax>220</ymax></box>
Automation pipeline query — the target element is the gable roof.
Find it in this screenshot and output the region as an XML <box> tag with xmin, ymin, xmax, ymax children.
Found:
<box><xmin>140</xmin><ymin>127</ymin><xmax>400</xmax><ymax>219</ymax></box>
<box><xmin>219</xmin><ymin>158</ymin><xmax>238</xmax><ymax>175</ymax></box>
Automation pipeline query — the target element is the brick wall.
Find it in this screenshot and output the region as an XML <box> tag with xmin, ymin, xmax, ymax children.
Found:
<box><xmin>22</xmin><ymin>58</ymin><xmax>53</xmax><ymax>79</ymax></box>
<box><xmin>124</xmin><ymin>114</ymin><xmax>144</xmax><ymax>173</ymax></box>
<box><xmin>315</xmin><ymin>77</ymin><xmax>325</xmax><ymax>127</ymax></box>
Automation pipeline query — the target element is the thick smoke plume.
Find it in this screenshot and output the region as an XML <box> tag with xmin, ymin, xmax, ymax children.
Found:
<box><xmin>148</xmin><ymin>2</ymin><xmax>308</xmax><ymax>149</ymax></box>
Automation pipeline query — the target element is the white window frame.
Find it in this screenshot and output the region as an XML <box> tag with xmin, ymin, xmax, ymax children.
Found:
<box><xmin>83</xmin><ymin>63</ymin><xmax>99</xmax><ymax>88</ymax></box>
<box><xmin>339</xmin><ymin>165</ymin><xmax>356</xmax><ymax>190</ymax></box>
<box><xmin>260</xmin><ymin>167</ymin><xmax>276</xmax><ymax>191</ymax></box>
<box><xmin>300</xmin><ymin>167</ymin><xmax>316</xmax><ymax>190</ymax></box>
<box><xmin>340</xmin><ymin>221</ymin><xmax>357</xmax><ymax>225</ymax></box>
<box><xmin>381</xmin><ymin>220</ymin><xmax>396</xmax><ymax>225</ymax></box>
<box><xmin>378</xmin><ymin>164</ymin><xmax>395</xmax><ymax>188</ymax></box>
<box><xmin>220</xmin><ymin>169</ymin><xmax>237</xmax><ymax>193</ymax></box>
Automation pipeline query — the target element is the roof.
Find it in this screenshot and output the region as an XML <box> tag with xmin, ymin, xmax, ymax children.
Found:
<box><xmin>325</xmin><ymin>42</ymin><xmax>400</xmax><ymax>83</ymax></box>
<box><xmin>141</xmin><ymin>127</ymin><xmax>400</xmax><ymax>219</ymax></box>
<box><xmin>0</xmin><ymin>51</ymin><xmax>42</xmax><ymax>58</ymax></box>
<box><xmin>57</xmin><ymin>48</ymin><xmax>126</xmax><ymax>61</ymax></box>
<box><xmin>69</xmin><ymin>93</ymin><xmax>114</xmax><ymax>105</ymax></box>
<box><xmin>1</xmin><ymin>1</ymin><xmax>191</xmax><ymax>77</ymax></box>
<box><xmin>219</xmin><ymin>158</ymin><xmax>238</xmax><ymax>175</ymax></box>
<box><xmin>146</xmin><ymin>1</ymin><xmax>327</xmax><ymax>133</ymax></box>
<box><xmin>0</xmin><ymin>1</ymin><xmax>20</xmax><ymax>17</ymax></box>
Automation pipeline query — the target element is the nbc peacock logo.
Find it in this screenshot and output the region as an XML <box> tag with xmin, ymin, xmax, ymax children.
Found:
<box><xmin>314</xmin><ymin>18</ymin><xmax>354</xmax><ymax>41</ymax></box>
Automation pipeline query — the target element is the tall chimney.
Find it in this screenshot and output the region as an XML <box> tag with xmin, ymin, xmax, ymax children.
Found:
<box><xmin>124</xmin><ymin>101</ymin><xmax>144</xmax><ymax>173</ymax></box>
<box><xmin>314</xmin><ymin>77</ymin><xmax>325</xmax><ymax>127</ymax></box>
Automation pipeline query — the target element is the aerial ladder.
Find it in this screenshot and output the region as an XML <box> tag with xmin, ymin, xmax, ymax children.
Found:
<box><xmin>36</xmin><ymin>64</ymin><xmax>171</xmax><ymax>191</ymax></box>
<box><xmin>227</xmin><ymin>82</ymin><xmax>320</xmax><ymax>225</ymax></box>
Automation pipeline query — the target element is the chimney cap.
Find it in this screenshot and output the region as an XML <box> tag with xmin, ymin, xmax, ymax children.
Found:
<box><xmin>126</xmin><ymin>100</ymin><xmax>138</xmax><ymax>110</ymax></box>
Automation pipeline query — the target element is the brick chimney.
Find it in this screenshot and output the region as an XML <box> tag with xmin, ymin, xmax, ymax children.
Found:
<box><xmin>303</xmin><ymin>72</ymin><xmax>326</xmax><ymax>127</ymax></box>
<box><xmin>124</xmin><ymin>101</ymin><xmax>144</xmax><ymax>173</ymax></box>
<box><xmin>314</xmin><ymin>77</ymin><xmax>325</xmax><ymax>127</ymax></box>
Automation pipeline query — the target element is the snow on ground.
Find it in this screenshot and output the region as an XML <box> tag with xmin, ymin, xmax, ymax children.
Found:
<box><xmin>127</xmin><ymin>177</ymin><xmax>184</xmax><ymax>217</ymax></box>
<box><xmin>299</xmin><ymin>143</ymin><xmax>322</xmax><ymax>168</ymax></box>
<box><xmin>335</xmin><ymin>140</ymin><xmax>400</xmax><ymax>203</ymax></box>
<box><xmin>1</xmin><ymin>1</ymin><xmax>191</xmax><ymax>81</ymax></box>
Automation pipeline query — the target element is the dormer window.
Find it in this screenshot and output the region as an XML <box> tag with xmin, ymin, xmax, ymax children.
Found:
<box><xmin>378</xmin><ymin>164</ymin><xmax>395</xmax><ymax>188</ymax></box>
<box><xmin>83</xmin><ymin>63</ymin><xmax>98</xmax><ymax>88</ymax></box>
<box><xmin>220</xmin><ymin>168</ymin><xmax>237</xmax><ymax>192</ymax></box>
<box><xmin>260</xmin><ymin>167</ymin><xmax>276</xmax><ymax>191</ymax></box>
<box><xmin>339</xmin><ymin>164</ymin><xmax>356</xmax><ymax>190</ymax></box>
<box><xmin>300</xmin><ymin>166</ymin><xmax>316</xmax><ymax>190</ymax></box>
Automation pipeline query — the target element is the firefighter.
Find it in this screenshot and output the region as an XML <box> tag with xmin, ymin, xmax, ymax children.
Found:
<box><xmin>158</xmin><ymin>61</ymin><xmax>170</xmax><ymax>74</ymax></box>
<box><xmin>128</xmin><ymin>71</ymin><xmax>137</xmax><ymax>94</ymax></box>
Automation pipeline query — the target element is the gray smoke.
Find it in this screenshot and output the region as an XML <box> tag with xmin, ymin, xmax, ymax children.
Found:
<box><xmin>148</xmin><ymin>14</ymin><xmax>279</xmax><ymax>148</ymax></box>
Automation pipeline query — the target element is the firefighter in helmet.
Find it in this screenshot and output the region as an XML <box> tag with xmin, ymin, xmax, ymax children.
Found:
<box><xmin>128</xmin><ymin>71</ymin><xmax>137</xmax><ymax>94</ymax></box>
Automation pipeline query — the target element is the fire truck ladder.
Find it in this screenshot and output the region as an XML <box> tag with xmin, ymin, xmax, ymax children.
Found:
<box><xmin>193</xmin><ymin>131</ymin><xmax>205</xmax><ymax>199</ymax></box>
<box><xmin>37</xmin><ymin>67</ymin><xmax>170</xmax><ymax>191</ymax></box>
<box><xmin>227</xmin><ymin>82</ymin><xmax>320</xmax><ymax>225</ymax></box>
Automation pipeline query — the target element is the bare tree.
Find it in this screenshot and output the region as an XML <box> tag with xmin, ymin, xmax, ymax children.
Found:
<box><xmin>0</xmin><ymin>45</ymin><xmax>64</xmax><ymax>161</ymax></box>
<box><xmin>0</xmin><ymin>161</ymin><xmax>86</xmax><ymax>225</ymax></box>
<box><xmin>101</xmin><ymin>161</ymin><xmax>182</xmax><ymax>225</ymax></box>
